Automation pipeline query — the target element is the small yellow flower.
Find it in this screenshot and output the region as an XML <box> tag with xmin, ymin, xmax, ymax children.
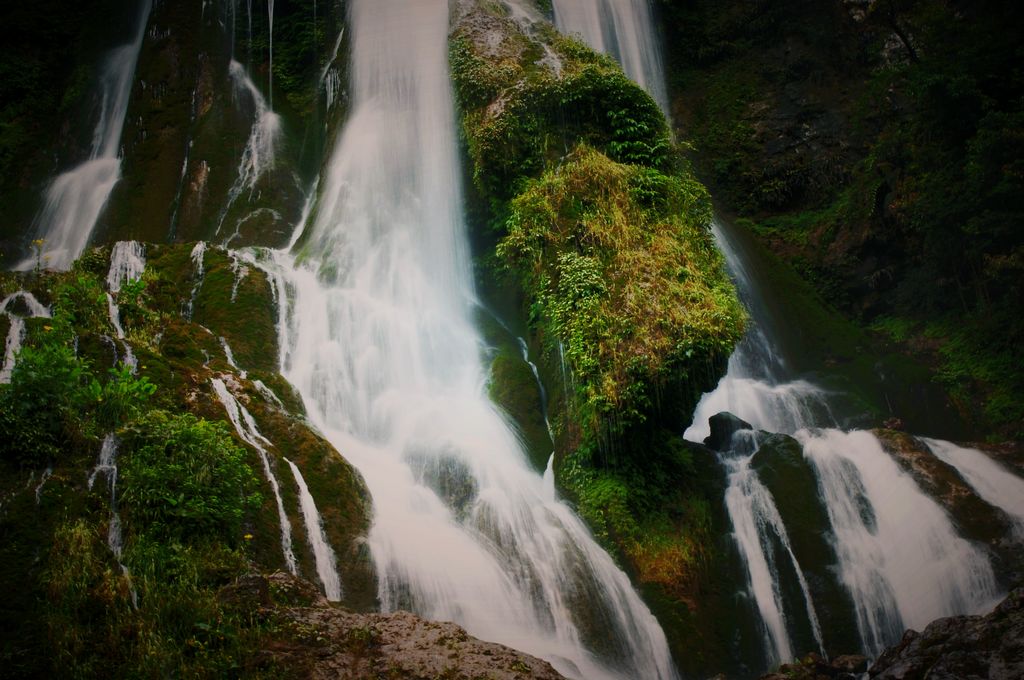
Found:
<box><xmin>43</xmin><ymin>325</ymin><xmax>53</xmax><ymax>332</ymax></box>
<box><xmin>243</xmin><ymin>533</ymin><xmax>254</xmax><ymax>541</ymax></box>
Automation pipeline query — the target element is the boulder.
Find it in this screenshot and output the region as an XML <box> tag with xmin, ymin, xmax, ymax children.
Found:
<box><xmin>705</xmin><ymin>411</ymin><xmax>753</xmax><ymax>451</ymax></box>
<box><xmin>870</xmin><ymin>588</ymin><xmax>1024</xmax><ymax>680</ymax></box>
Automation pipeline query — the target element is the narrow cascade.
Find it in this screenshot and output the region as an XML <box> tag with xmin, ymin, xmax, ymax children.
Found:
<box><xmin>921</xmin><ymin>438</ymin><xmax>1024</xmax><ymax>536</ymax></box>
<box><xmin>229</xmin><ymin>251</ymin><xmax>250</xmax><ymax>301</ymax></box>
<box><xmin>518</xmin><ymin>337</ymin><xmax>554</xmax><ymax>445</ymax></box>
<box><xmin>267</xmin><ymin>0</ymin><xmax>275</xmax><ymax>110</ymax></box>
<box><xmin>1</xmin><ymin>292</ymin><xmax>53</xmax><ymax>384</ymax></box>
<box><xmin>799</xmin><ymin>429</ymin><xmax>1001</xmax><ymax>654</ymax></box>
<box><xmin>253</xmin><ymin>379</ymin><xmax>285</xmax><ymax>409</ymax></box>
<box><xmin>184</xmin><ymin>241</ymin><xmax>207</xmax><ymax>320</ymax></box>
<box><xmin>105</xmin><ymin>242</ymin><xmax>146</xmax><ymax>372</ymax></box>
<box><xmin>211</xmin><ymin>377</ymin><xmax>298</xmax><ymax>575</ymax></box>
<box><xmin>256</xmin><ymin>1</ymin><xmax>678</xmax><ymax>678</ymax></box>
<box><xmin>89</xmin><ymin>434</ymin><xmax>138</xmax><ymax>607</ymax></box>
<box><xmin>723</xmin><ymin>432</ymin><xmax>825</xmax><ymax>666</ymax></box>
<box><xmin>22</xmin><ymin>0</ymin><xmax>152</xmax><ymax>271</ymax></box>
<box><xmin>551</xmin><ymin>0</ymin><xmax>669</xmax><ymax>113</ymax></box>
<box><xmin>220</xmin><ymin>337</ymin><xmax>247</xmax><ymax>379</ymax></box>
<box><xmin>35</xmin><ymin>467</ymin><xmax>53</xmax><ymax>505</ymax></box>
<box><xmin>217</xmin><ymin>61</ymin><xmax>281</xmax><ymax>241</ymax></box>
<box><xmin>284</xmin><ymin>458</ymin><xmax>342</xmax><ymax>601</ymax></box>
<box><xmin>320</xmin><ymin>28</ymin><xmax>346</xmax><ymax>115</ymax></box>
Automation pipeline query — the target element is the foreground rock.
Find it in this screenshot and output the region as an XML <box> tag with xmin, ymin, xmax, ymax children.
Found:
<box><xmin>228</xmin><ymin>573</ymin><xmax>565</xmax><ymax>680</ymax></box>
<box><xmin>759</xmin><ymin>652</ymin><xmax>868</xmax><ymax>680</ymax></box>
<box><xmin>869</xmin><ymin>588</ymin><xmax>1024</xmax><ymax>680</ymax></box>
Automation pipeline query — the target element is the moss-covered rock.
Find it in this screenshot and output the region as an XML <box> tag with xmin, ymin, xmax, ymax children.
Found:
<box><xmin>451</xmin><ymin>3</ymin><xmax>744</xmax><ymax>658</ymax></box>
<box><xmin>0</xmin><ymin>242</ymin><xmax>376</xmax><ymax>676</ymax></box>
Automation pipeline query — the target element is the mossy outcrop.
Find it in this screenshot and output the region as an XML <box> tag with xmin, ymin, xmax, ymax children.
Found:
<box><xmin>451</xmin><ymin>0</ymin><xmax>744</xmax><ymax>669</ymax></box>
<box><xmin>0</xmin><ymin>242</ymin><xmax>374</xmax><ymax>676</ymax></box>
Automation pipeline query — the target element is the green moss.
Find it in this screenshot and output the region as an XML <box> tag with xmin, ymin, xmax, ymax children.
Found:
<box><xmin>499</xmin><ymin>147</ymin><xmax>743</xmax><ymax>440</ymax></box>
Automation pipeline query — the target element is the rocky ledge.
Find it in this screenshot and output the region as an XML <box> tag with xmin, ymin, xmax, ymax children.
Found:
<box><xmin>224</xmin><ymin>572</ymin><xmax>565</xmax><ymax>680</ymax></box>
<box><xmin>869</xmin><ymin>588</ymin><xmax>1024</xmax><ymax>680</ymax></box>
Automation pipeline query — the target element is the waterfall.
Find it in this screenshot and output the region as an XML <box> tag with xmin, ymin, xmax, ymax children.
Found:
<box><xmin>551</xmin><ymin>0</ymin><xmax>669</xmax><ymax>113</ymax></box>
<box><xmin>22</xmin><ymin>0</ymin><xmax>152</xmax><ymax>271</ymax></box>
<box><xmin>285</xmin><ymin>458</ymin><xmax>342</xmax><ymax>601</ymax></box>
<box><xmin>255</xmin><ymin>1</ymin><xmax>678</xmax><ymax>677</ymax></box>
<box><xmin>681</xmin><ymin>217</ymin><xmax>1007</xmax><ymax>664</ymax></box>
<box><xmin>921</xmin><ymin>438</ymin><xmax>1024</xmax><ymax>536</ymax></box>
<box><xmin>799</xmin><ymin>429</ymin><xmax>1000</xmax><ymax>654</ymax></box>
<box><xmin>219</xmin><ymin>337</ymin><xmax>246</xmax><ymax>378</ymax></box>
<box><xmin>723</xmin><ymin>432</ymin><xmax>825</xmax><ymax>666</ymax></box>
<box><xmin>211</xmin><ymin>377</ymin><xmax>298</xmax><ymax>576</ymax></box>
<box><xmin>0</xmin><ymin>292</ymin><xmax>52</xmax><ymax>384</ymax></box>
<box><xmin>518</xmin><ymin>337</ymin><xmax>554</xmax><ymax>445</ymax></box>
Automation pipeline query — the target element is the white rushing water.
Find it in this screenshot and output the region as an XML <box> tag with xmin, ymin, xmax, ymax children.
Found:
<box><xmin>253</xmin><ymin>1</ymin><xmax>678</xmax><ymax>677</ymax></box>
<box><xmin>723</xmin><ymin>433</ymin><xmax>825</xmax><ymax>666</ymax></box>
<box><xmin>284</xmin><ymin>457</ymin><xmax>342</xmax><ymax>601</ymax></box>
<box><xmin>683</xmin><ymin>217</ymin><xmax>1004</xmax><ymax>662</ymax></box>
<box><xmin>922</xmin><ymin>438</ymin><xmax>1024</xmax><ymax>536</ymax></box>
<box><xmin>217</xmin><ymin>60</ymin><xmax>281</xmax><ymax>242</ymax></box>
<box><xmin>0</xmin><ymin>291</ymin><xmax>52</xmax><ymax>384</ymax></box>
<box><xmin>105</xmin><ymin>241</ymin><xmax>146</xmax><ymax>372</ymax></box>
<box><xmin>184</xmin><ymin>241</ymin><xmax>207</xmax><ymax>319</ymax></box>
<box><xmin>799</xmin><ymin>429</ymin><xmax>1000</xmax><ymax>654</ymax></box>
<box><xmin>23</xmin><ymin>0</ymin><xmax>152</xmax><ymax>271</ymax></box>
<box><xmin>551</xmin><ymin>0</ymin><xmax>668</xmax><ymax>113</ymax></box>
<box><xmin>211</xmin><ymin>377</ymin><xmax>299</xmax><ymax>575</ymax></box>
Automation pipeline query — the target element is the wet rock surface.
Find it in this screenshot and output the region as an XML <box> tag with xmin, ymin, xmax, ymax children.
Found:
<box><xmin>869</xmin><ymin>588</ymin><xmax>1024</xmax><ymax>680</ymax></box>
<box><xmin>705</xmin><ymin>411</ymin><xmax>753</xmax><ymax>451</ymax></box>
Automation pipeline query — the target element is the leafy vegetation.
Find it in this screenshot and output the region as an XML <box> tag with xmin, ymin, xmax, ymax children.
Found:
<box><xmin>0</xmin><ymin>248</ymin><xmax>292</xmax><ymax>677</ymax></box>
<box><xmin>499</xmin><ymin>146</ymin><xmax>743</xmax><ymax>438</ymax></box>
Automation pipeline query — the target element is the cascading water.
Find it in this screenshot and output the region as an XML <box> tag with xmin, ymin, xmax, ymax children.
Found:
<box><xmin>285</xmin><ymin>457</ymin><xmax>342</xmax><ymax>601</ymax></box>
<box><xmin>89</xmin><ymin>433</ymin><xmax>139</xmax><ymax>607</ymax></box>
<box><xmin>551</xmin><ymin>0</ymin><xmax>668</xmax><ymax>113</ymax></box>
<box><xmin>217</xmin><ymin>61</ymin><xmax>281</xmax><ymax>242</ymax></box>
<box><xmin>723</xmin><ymin>431</ymin><xmax>825</xmax><ymax>666</ymax></box>
<box><xmin>184</xmin><ymin>241</ymin><xmax>207</xmax><ymax>320</ymax></box>
<box><xmin>551</xmin><ymin>0</ymin><xmax>1018</xmax><ymax>662</ymax></box>
<box><xmin>921</xmin><ymin>438</ymin><xmax>1024</xmax><ymax>535</ymax></box>
<box><xmin>683</xmin><ymin>219</ymin><xmax>1007</xmax><ymax>665</ymax></box>
<box><xmin>799</xmin><ymin>429</ymin><xmax>1000</xmax><ymax>654</ymax></box>
<box><xmin>211</xmin><ymin>377</ymin><xmax>299</xmax><ymax>576</ymax></box>
<box><xmin>0</xmin><ymin>292</ymin><xmax>52</xmax><ymax>384</ymax></box>
<box><xmin>254</xmin><ymin>1</ymin><xmax>678</xmax><ymax>677</ymax></box>
<box><xmin>105</xmin><ymin>241</ymin><xmax>146</xmax><ymax>372</ymax></box>
<box><xmin>267</xmin><ymin>0</ymin><xmax>275</xmax><ymax>110</ymax></box>
<box><xmin>22</xmin><ymin>0</ymin><xmax>152</xmax><ymax>271</ymax></box>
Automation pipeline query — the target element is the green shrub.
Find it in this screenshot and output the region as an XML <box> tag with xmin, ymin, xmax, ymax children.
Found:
<box><xmin>120</xmin><ymin>411</ymin><xmax>261</xmax><ymax>545</ymax></box>
<box><xmin>0</xmin><ymin>342</ymin><xmax>91</xmax><ymax>465</ymax></box>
